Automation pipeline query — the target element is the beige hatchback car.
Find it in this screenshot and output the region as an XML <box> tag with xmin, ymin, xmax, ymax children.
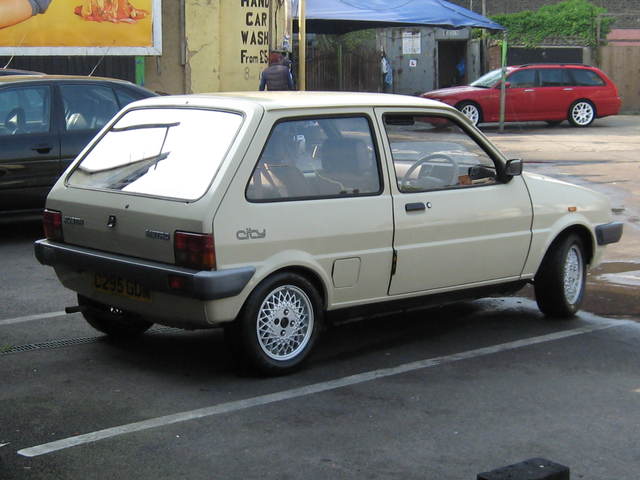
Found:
<box><xmin>35</xmin><ymin>92</ymin><xmax>622</xmax><ymax>374</ymax></box>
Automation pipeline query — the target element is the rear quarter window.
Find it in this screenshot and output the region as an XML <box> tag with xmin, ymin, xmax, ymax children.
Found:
<box><xmin>67</xmin><ymin>107</ymin><xmax>243</xmax><ymax>200</ymax></box>
<box><xmin>115</xmin><ymin>87</ymin><xmax>145</xmax><ymax>108</ymax></box>
<box><xmin>569</xmin><ymin>69</ymin><xmax>606</xmax><ymax>86</ymax></box>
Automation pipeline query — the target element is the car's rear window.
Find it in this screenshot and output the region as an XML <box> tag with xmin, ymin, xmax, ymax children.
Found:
<box><xmin>67</xmin><ymin>107</ymin><xmax>243</xmax><ymax>200</ymax></box>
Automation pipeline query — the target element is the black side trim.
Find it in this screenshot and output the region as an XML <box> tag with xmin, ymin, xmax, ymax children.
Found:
<box><xmin>34</xmin><ymin>239</ymin><xmax>255</xmax><ymax>301</ymax></box>
<box><xmin>595</xmin><ymin>222</ymin><xmax>623</xmax><ymax>246</ymax></box>
<box><xmin>327</xmin><ymin>280</ymin><xmax>527</xmax><ymax>324</ymax></box>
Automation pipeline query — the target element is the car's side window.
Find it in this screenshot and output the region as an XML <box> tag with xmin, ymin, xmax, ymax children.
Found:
<box><xmin>247</xmin><ymin>116</ymin><xmax>381</xmax><ymax>201</ymax></box>
<box><xmin>115</xmin><ymin>87</ymin><xmax>144</xmax><ymax>108</ymax></box>
<box><xmin>569</xmin><ymin>69</ymin><xmax>605</xmax><ymax>87</ymax></box>
<box><xmin>60</xmin><ymin>84</ymin><xmax>120</xmax><ymax>132</ymax></box>
<box><xmin>0</xmin><ymin>86</ymin><xmax>50</xmax><ymax>136</ymax></box>
<box><xmin>384</xmin><ymin>115</ymin><xmax>498</xmax><ymax>193</ymax></box>
<box><xmin>538</xmin><ymin>68</ymin><xmax>570</xmax><ymax>87</ymax></box>
<box><xmin>508</xmin><ymin>69</ymin><xmax>537</xmax><ymax>88</ymax></box>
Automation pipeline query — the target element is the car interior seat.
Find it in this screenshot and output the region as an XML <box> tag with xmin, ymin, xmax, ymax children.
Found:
<box><xmin>4</xmin><ymin>107</ymin><xmax>26</xmax><ymax>134</ymax></box>
<box><xmin>66</xmin><ymin>112</ymin><xmax>89</xmax><ymax>131</ymax></box>
<box><xmin>248</xmin><ymin>133</ymin><xmax>314</xmax><ymax>199</ymax></box>
<box><xmin>316</xmin><ymin>137</ymin><xmax>379</xmax><ymax>195</ymax></box>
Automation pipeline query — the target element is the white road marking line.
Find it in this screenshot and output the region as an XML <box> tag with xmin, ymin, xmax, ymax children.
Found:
<box><xmin>18</xmin><ymin>319</ymin><xmax>631</xmax><ymax>458</ymax></box>
<box><xmin>0</xmin><ymin>311</ymin><xmax>66</xmax><ymax>327</ymax></box>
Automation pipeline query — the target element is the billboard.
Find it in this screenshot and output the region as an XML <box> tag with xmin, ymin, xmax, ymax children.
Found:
<box><xmin>0</xmin><ymin>0</ymin><xmax>161</xmax><ymax>55</ymax></box>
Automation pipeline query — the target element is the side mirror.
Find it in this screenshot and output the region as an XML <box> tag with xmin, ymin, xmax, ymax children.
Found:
<box><xmin>504</xmin><ymin>158</ymin><xmax>523</xmax><ymax>177</ymax></box>
<box><xmin>496</xmin><ymin>81</ymin><xmax>511</xmax><ymax>89</ymax></box>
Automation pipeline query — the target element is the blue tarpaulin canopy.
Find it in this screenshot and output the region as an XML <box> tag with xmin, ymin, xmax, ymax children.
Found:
<box><xmin>292</xmin><ymin>0</ymin><xmax>504</xmax><ymax>34</ymax></box>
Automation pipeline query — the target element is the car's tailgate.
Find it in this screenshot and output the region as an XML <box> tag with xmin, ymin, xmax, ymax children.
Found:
<box><xmin>47</xmin><ymin>191</ymin><xmax>206</xmax><ymax>264</ymax></box>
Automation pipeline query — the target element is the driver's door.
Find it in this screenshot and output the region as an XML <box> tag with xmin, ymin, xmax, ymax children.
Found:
<box><xmin>375</xmin><ymin>109</ymin><xmax>533</xmax><ymax>295</ymax></box>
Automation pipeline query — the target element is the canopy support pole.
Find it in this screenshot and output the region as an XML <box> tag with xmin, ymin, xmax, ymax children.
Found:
<box><xmin>298</xmin><ymin>0</ymin><xmax>306</xmax><ymax>91</ymax></box>
<box><xmin>498</xmin><ymin>31</ymin><xmax>507</xmax><ymax>133</ymax></box>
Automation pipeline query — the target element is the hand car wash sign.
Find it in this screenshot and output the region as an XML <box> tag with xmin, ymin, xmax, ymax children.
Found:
<box><xmin>240</xmin><ymin>0</ymin><xmax>270</xmax><ymax>65</ymax></box>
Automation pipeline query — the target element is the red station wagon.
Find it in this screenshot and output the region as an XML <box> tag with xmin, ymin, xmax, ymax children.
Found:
<box><xmin>421</xmin><ymin>64</ymin><xmax>621</xmax><ymax>127</ymax></box>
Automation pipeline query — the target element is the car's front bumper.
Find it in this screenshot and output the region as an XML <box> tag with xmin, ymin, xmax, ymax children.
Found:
<box><xmin>34</xmin><ymin>239</ymin><xmax>255</xmax><ymax>301</ymax></box>
<box><xmin>595</xmin><ymin>222</ymin><xmax>624</xmax><ymax>246</ymax></box>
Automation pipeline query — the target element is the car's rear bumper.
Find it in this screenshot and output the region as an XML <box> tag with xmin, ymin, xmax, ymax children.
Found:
<box><xmin>595</xmin><ymin>222</ymin><xmax>624</xmax><ymax>245</ymax></box>
<box><xmin>34</xmin><ymin>239</ymin><xmax>255</xmax><ymax>301</ymax></box>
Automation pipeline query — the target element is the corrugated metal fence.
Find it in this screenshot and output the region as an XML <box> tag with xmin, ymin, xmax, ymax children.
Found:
<box><xmin>0</xmin><ymin>56</ymin><xmax>136</xmax><ymax>82</ymax></box>
<box><xmin>305</xmin><ymin>45</ymin><xmax>380</xmax><ymax>92</ymax></box>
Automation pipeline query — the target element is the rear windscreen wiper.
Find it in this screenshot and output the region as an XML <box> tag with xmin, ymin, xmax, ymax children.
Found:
<box><xmin>111</xmin><ymin>122</ymin><xmax>180</xmax><ymax>133</ymax></box>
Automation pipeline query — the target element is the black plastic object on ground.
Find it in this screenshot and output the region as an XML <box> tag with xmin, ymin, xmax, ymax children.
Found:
<box><xmin>477</xmin><ymin>457</ymin><xmax>570</xmax><ymax>480</ymax></box>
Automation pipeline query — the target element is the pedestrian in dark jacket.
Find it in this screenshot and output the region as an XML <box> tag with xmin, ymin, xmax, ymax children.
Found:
<box><xmin>259</xmin><ymin>52</ymin><xmax>294</xmax><ymax>91</ymax></box>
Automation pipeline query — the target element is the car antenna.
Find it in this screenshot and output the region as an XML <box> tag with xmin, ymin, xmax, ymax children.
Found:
<box><xmin>88</xmin><ymin>46</ymin><xmax>111</xmax><ymax>77</ymax></box>
<box><xmin>4</xmin><ymin>32</ymin><xmax>28</xmax><ymax>68</ymax></box>
<box><xmin>88</xmin><ymin>55</ymin><xmax>105</xmax><ymax>77</ymax></box>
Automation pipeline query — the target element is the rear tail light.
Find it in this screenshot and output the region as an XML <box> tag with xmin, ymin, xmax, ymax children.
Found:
<box><xmin>174</xmin><ymin>231</ymin><xmax>216</xmax><ymax>270</ymax></box>
<box><xmin>43</xmin><ymin>209</ymin><xmax>63</xmax><ymax>241</ymax></box>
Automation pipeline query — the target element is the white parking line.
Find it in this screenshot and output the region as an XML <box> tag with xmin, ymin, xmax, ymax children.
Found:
<box><xmin>18</xmin><ymin>319</ymin><xmax>631</xmax><ymax>458</ymax></box>
<box><xmin>0</xmin><ymin>311</ymin><xmax>66</xmax><ymax>327</ymax></box>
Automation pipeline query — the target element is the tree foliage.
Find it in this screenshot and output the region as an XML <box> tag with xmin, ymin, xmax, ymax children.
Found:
<box><xmin>490</xmin><ymin>0</ymin><xmax>615</xmax><ymax>47</ymax></box>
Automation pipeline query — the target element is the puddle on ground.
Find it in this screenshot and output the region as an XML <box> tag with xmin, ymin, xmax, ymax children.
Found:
<box><xmin>595</xmin><ymin>271</ymin><xmax>640</xmax><ymax>288</ymax></box>
<box><xmin>590</xmin><ymin>262</ymin><xmax>640</xmax><ymax>288</ymax></box>
<box><xmin>582</xmin><ymin>262</ymin><xmax>640</xmax><ymax>319</ymax></box>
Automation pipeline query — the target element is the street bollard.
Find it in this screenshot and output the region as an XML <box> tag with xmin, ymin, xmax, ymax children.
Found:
<box><xmin>477</xmin><ymin>457</ymin><xmax>570</xmax><ymax>480</ymax></box>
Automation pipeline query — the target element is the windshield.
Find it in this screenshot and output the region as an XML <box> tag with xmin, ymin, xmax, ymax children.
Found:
<box><xmin>470</xmin><ymin>68</ymin><xmax>504</xmax><ymax>88</ymax></box>
<box><xmin>67</xmin><ymin>108</ymin><xmax>243</xmax><ymax>200</ymax></box>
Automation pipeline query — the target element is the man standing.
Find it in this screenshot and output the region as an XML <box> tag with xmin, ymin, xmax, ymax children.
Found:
<box><xmin>259</xmin><ymin>52</ymin><xmax>294</xmax><ymax>91</ymax></box>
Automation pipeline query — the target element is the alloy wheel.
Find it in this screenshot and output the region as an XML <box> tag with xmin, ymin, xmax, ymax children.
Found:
<box><xmin>256</xmin><ymin>285</ymin><xmax>314</xmax><ymax>361</ymax></box>
<box><xmin>460</xmin><ymin>104</ymin><xmax>480</xmax><ymax>126</ymax></box>
<box><xmin>570</xmin><ymin>102</ymin><xmax>594</xmax><ymax>126</ymax></box>
<box><xmin>563</xmin><ymin>245</ymin><xmax>584</xmax><ymax>305</ymax></box>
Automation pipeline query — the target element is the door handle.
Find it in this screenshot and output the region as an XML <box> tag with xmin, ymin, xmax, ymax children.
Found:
<box><xmin>405</xmin><ymin>202</ymin><xmax>426</xmax><ymax>212</ymax></box>
<box><xmin>524</xmin><ymin>89</ymin><xmax>535</xmax><ymax>92</ymax></box>
<box><xmin>31</xmin><ymin>145</ymin><xmax>52</xmax><ymax>154</ymax></box>
<box><xmin>563</xmin><ymin>88</ymin><xmax>574</xmax><ymax>91</ymax></box>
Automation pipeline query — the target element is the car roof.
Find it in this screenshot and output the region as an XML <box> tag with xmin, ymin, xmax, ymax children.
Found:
<box><xmin>515</xmin><ymin>63</ymin><xmax>596</xmax><ymax>69</ymax></box>
<box><xmin>0</xmin><ymin>68</ymin><xmax>43</xmax><ymax>76</ymax></box>
<box><xmin>126</xmin><ymin>91</ymin><xmax>449</xmax><ymax>112</ymax></box>
<box><xmin>0</xmin><ymin>74</ymin><xmax>138</xmax><ymax>86</ymax></box>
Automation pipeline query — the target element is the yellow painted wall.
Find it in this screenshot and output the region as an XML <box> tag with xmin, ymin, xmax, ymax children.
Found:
<box><xmin>146</xmin><ymin>0</ymin><xmax>287</xmax><ymax>94</ymax></box>
<box><xmin>144</xmin><ymin>0</ymin><xmax>185</xmax><ymax>95</ymax></box>
<box><xmin>185</xmin><ymin>0</ymin><xmax>221</xmax><ymax>93</ymax></box>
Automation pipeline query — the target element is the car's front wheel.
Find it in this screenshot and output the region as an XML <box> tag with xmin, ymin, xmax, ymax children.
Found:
<box><xmin>568</xmin><ymin>100</ymin><xmax>595</xmax><ymax>127</ymax></box>
<box><xmin>78</xmin><ymin>294</ymin><xmax>153</xmax><ymax>337</ymax></box>
<box><xmin>534</xmin><ymin>234</ymin><xmax>587</xmax><ymax>318</ymax></box>
<box><xmin>457</xmin><ymin>102</ymin><xmax>482</xmax><ymax>126</ymax></box>
<box><xmin>229</xmin><ymin>272</ymin><xmax>323</xmax><ymax>375</ymax></box>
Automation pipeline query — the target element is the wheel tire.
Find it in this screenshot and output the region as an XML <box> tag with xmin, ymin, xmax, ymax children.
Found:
<box><xmin>545</xmin><ymin>120</ymin><xmax>563</xmax><ymax>127</ymax></box>
<box><xmin>234</xmin><ymin>272</ymin><xmax>323</xmax><ymax>375</ymax></box>
<box><xmin>78</xmin><ymin>295</ymin><xmax>153</xmax><ymax>338</ymax></box>
<box><xmin>568</xmin><ymin>100</ymin><xmax>595</xmax><ymax>127</ymax></box>
<box><xmin>457</xmin><ymin>102</ymin><xmax>482</xmax><ymax>126</ymax></box>
<box><xmin>534</xmin><ymin>234</ymin><xmax>587</xmax><ymax>318</ymax></box>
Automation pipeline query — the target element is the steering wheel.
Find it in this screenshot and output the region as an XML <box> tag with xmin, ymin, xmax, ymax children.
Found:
<box><xmin>401</xmin><ymin>153</ymin><xmax>459</xmax><ymax>190</ymax></box>
<box><xmin>5</xmin><ymin>107</ymin><xmax>26</xmax><ymax>135</ymax></box>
